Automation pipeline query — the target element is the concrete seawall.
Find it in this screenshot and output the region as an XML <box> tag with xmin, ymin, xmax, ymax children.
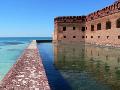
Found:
<box><xmin>0</xmin><ymin>40</ymin><xmax>50</xmax><ymax>90</ymax></box>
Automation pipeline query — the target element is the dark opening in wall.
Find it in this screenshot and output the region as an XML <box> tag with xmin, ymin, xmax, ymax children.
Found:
<box><xmin>63</xmin><ymin>27</ymin><xmax>66</xmax><ymax>31</ymax></box>
<box><xmin>118</xmin><ymin>35</ymin><xmax>120</xmax><ymax>39</ymax></box>
<box><xmin>82</xmin><ymin>27</ymin><xmax>85</xmax><ymax>32</ymax></box>
<box><xmin>64</xmin><ymin>36</ymin><xmax>66</xmax><ymax>38</ymax></box>
<box><xmin>86</xmin><ymin>27</ymin><xmax>87</xmax><ymax>30</ymax></box>
<box><xmin>82</xmin><ymin>18</ymin><xmax>85</xmax><ymax>22</ymax></box>
<box><xmin>91</xmin><ymin>50</ymin><xmax>93</xmax><ymax>56</ymax></box>
<box><xmin>64</xmin><ymin>20</ymin><xmax>66</xmax><ymax>22</ymax></box>
<box><xmin>106</xmin><ymin>21</ymin><xmax>111</xmax><ymax>30</ymax></box>
<box><xmin>107</xmin><ymin>36</ymin><xmax>109</xmax><ymax>39</ymax></box>
<box><xmin>98</xmin><ymin>36</ymin><xmax>100</xmax><ymax>38</ymax></box>
<box><xmin>91</xmin><ymin>25</ymin><xmax>94</xmax><ymax>31</ymax></box>
<box><xmin>116</xmin><ymin>18</ymin><xmax>120</xmax><ymax>28</ymax></box>
<box><xmin>73</xmin><ymin>27</ymin><xmax>76</xmax><ymax>30</ymax></box>
<box><xmin>97</xmin><ymin>23</ymin><xmax>101</xmax><ymax>30</ymax></box>
<box><xmin>118</xmin><ymin>7</ymin><xmax>120</xmax><ymax>10</ymax></box>
<box><xmin>86</xmin><ymin>36</ymin><xmax>87</xmax><ymax>38</ymax></box>
<box><xmin>91</xmin><ymin>17</ymin><xmax>93</xmax><ymax>20</ymax></box>
<box><xmin>98</xmin><ymin>52</ymin><xmax>99</xmax><ymax>56</ymax></box>
<box><xmin>73</xmin><ymin>36</ymin><xmax>76</xmax><ymax>38</ymax></box>
<box><xmin>82</xmin><ymin>36</ymin><xmax>85</xmax><ymax>38</ymax></box>
<box><xmin>73</xmin><ymin>20</ymin><xmax>76</xmax><ymax>22</ymax></box>
<box><xmin>91</xmin><ymin>36</ymin><xmax>93</xmax><ymax>38</ymax></box>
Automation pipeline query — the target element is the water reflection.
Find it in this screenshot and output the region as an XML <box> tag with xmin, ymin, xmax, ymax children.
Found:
<box><xmin>54</xmin><ymin>43</ymin><xmax>120</xmax><ymax>90</ymax></box>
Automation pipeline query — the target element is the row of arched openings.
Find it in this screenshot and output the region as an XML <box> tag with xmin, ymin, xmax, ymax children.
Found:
<box><xmin>91</xmin><ymin>18</ymin><xmax>120</xmax><ymax>31</ymax></box>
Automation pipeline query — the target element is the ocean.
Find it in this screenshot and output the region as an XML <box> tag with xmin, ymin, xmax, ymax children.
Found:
<box><xmin>0</xmin><ymin>37</ymin><xmax>52</xmax><ymax>41</ymax></box>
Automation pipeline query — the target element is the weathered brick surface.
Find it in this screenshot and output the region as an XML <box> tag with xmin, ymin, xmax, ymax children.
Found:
<box><xmin>86</xmin><ymin>12</ymin><xmax>120</xmax><ymax>46</ymax></box>
<box><xmin>0</xmin><ymin>41</ymin><xmax>50</xmax><ymax>90</ymax></box>
<box><xmin>53</xmin><ymin>0</ymin><xmax>120</xmax><ymax>47</ymax></box>
<box><xmin>54</xmin><ymin>16</ymin><xmax>86</xmax><ymax>42</ymax></box>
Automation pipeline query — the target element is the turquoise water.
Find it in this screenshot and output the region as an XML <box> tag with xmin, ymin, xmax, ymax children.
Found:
<box><xmin>0</xmin><ymin>37</ymin><xmax>52</xmax><ymax>41</ymax></box>
<box><xmin>38</xmin><ymin>43</ymin><xmax>120</xmax><ymax>90</ymax></box>
<box><xmin>0</xmin><ymin>41</ymin><xmax>29</xmax><ymax>80</ymax></box>
<box><xmin>0</xmin><ymin>37</ymin><xmax>52</xmax><ymax>81</ymax></box>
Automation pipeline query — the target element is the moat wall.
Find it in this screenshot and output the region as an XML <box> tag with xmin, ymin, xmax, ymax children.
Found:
<box><xmin>0</xmin><ymin>40</ymin><xmax>50</xmax><ymax>90</ymax></box>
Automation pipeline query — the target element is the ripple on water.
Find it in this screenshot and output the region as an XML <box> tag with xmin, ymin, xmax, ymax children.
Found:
<box><xmin>7</xmin><ymin>49</ymin><xmax>20</xmax><ymax>51</ymax></box>
<box><xmin>0</xmin><ymin>40</ymin><xmax>29</xmax><ymax>81</ymax></box>
<box><xmin>0</xmin><ymin>42</ymin><xmax>25</xmax><ymax>46</ymax></box>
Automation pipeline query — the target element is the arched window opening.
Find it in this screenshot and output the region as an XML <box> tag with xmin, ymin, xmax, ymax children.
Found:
<box><xmin>107</xmin><ymin>36</ymin><xmax>109</xmax><ymax>39</ymax></box>
<box><xmin>116</xmin><ymin>18</ymin><xmax>120</xmax><ymax>28</ymax></box>
<box><xmin>106</xmin><ymin>21</ymin><xmax>111</xmax><ymax>30</ymax></box>
<box><xmin>63</xmin><ymin>27</ymin><xmax>66</xmax><ymax>31</ymax></box>
<box><xmin>82</xmin><ymin>27</ymin><xmax>85</xmax><ymax>32</ymax></box>
<box><xmin>91</xmin><ymin>25</ymin><xmax>94</xmax><ymax>31</ymax></box>
<box><xmin>73</xmin><ymin>27</ymin><xmax>76</xmax><ymax>30</ymax></box>
<box><xmin>118</xmin><ymin>35</ymin><xmax>120</xmax><ymax>39</ymax></box>
<box><xmin>97</xmin><ymin>23</ymin><xmax>101</xmax><ymax>30</ymax></box>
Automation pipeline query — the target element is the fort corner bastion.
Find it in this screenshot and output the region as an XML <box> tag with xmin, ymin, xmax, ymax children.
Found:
<box><xmin>53</xmin><ymin>0</ymin><xmax>120</xmax><ymax>47</ymax></box>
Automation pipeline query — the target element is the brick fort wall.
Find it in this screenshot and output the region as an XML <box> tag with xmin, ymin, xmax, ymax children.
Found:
<box><xmin>53</xmin><ymin>0</ymin><xmax>120</xmax><ymax>47</ymax></box>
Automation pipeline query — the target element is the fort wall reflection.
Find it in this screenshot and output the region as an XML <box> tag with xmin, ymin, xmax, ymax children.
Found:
<box><xmin>54</xmin><ymin>43</ymin><xmax>120</xmax><ymax>89</ymax></box>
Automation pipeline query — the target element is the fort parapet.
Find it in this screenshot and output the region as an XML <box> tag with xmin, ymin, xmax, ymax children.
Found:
<box><xmin>54</xmin><ymin>16</ymin><xmax>86</xmax><ymax>23</ymax></box>
<box><xmin>86</xmin><ymin>0</ymin><xmax>120</xmax><ymax>21</ymax></box>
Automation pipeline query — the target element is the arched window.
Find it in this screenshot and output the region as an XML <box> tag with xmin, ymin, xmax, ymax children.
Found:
<box><xmin>91</xmin><ymin>25</ymin><xmax>94</xmax><ymax>31</ymax></box>
<box><xmin>73</xmin><ymin>27</ymin><xmax>76</xmax><ymax>30</ymax></box>
<box><xmin>97</xmin><ymin>23</ymin><xmax>101</xmax><ymax>30</ymax></box>
<box><xmin>116</xmin><ymin>18</ymin><xmax>120</xmax><ymax>28</ymax></box>
<box><xmin>63</xmin><ymin>26</ymin><xmax>66</xmax><ymax>31</ymax></box>
<box><xmin>106</xmin><ymin>21</ymin><xmax>111</xmax><ymax>30</ymax></box>
<box><xmin>118</xmin><ymin>35</ymin><xmax>120</xmax><ymax>39</ymax></box>
<box><xmin>82</xmin><ymin>27</ymin><xmax>85</xmax><ymax>32</ymax></box>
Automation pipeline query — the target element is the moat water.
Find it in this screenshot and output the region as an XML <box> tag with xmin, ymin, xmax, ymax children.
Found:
<box><xmin>38</xmin><ymin>43</ymin><xmax>120</xmax><ymax>90</ymax></box>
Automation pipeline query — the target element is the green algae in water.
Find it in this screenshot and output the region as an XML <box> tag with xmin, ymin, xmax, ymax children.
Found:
<box><xmin>38</xmin><ymin>43</ymin><xmax>120</xmax><ymax>90</ymax></box>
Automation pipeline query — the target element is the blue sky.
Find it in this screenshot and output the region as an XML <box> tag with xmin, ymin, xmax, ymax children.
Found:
<box><xmin>0</xmin><ymin>0</ymin><xmax>115</xmax><ymax>37</ymax></box>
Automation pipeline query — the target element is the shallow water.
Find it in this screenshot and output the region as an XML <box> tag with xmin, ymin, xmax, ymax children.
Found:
<box><xmin>0</xmin><ymin>37</ymin><xmax>52</xmax><ymax>81</ymax></box>
<box><xmin>0</xmin><ymin>40</ymin><xmax>29</xmax><ymax>81</ymax></box>
<box><xmin>38</xmin><ymin>43</ymin><xmax>120</xmax><ymax>90</ymax></box>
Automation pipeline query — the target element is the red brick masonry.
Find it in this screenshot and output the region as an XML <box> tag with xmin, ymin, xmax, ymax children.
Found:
<box><xmin>53</xmin><ymin>0</ymin><xmax>120</xmax><ymax>47</ymax></box>
<box><xmin>0</xmin><ymin>41</ymin><xmax>50</xmax><ymax>90</ymax></box>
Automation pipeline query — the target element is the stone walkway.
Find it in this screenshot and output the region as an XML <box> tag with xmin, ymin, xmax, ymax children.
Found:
<box><xmin>0</xmin><ymin>40</ymin><xmax>50</xmax><ymax>90</ymax></box>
